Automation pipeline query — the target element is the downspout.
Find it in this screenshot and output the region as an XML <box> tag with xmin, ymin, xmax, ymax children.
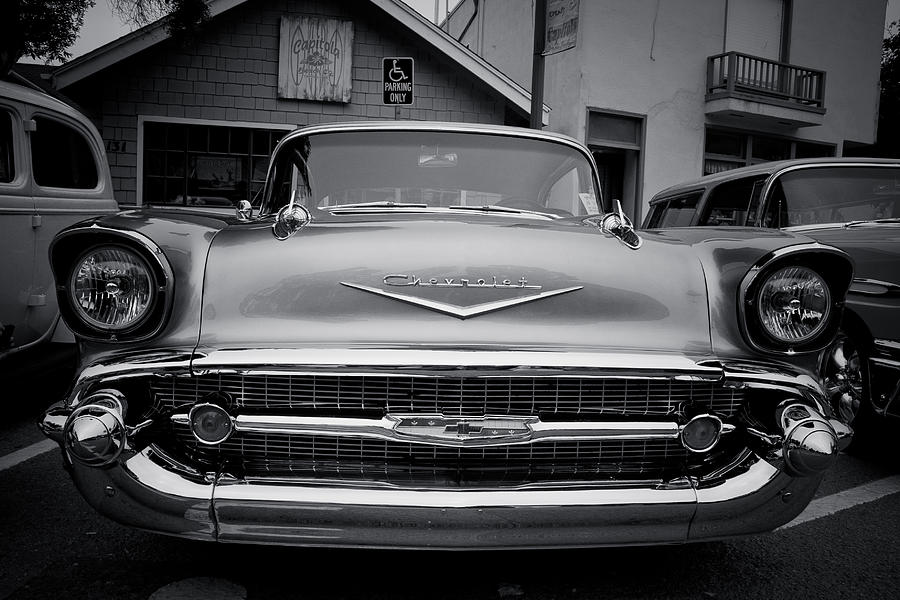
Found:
<box><xmin>457</xmin><ymin>0</ymin><xmax>480</xmax><ymax>43</ymax></box>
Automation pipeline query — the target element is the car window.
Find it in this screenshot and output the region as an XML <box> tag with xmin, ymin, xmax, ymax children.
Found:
<box><xmin>765</xmin><ymin>166</ymin><xmax>900</xmax><ymax>227</ymax></box>
<box><xmin>645</xmin><ymin>192</ymin><xmax>701</xmax><ymax>227</ymax></box>
<box><xmin>31</xmin><ymin>116</ymin><xmax>98</xmax><ymax>189</ymax></box>
<box><xmin>0</xmin><ymin>110</ymin><xmax>13</xmax><ymax>183</ymax></box>
<box><xmin>266</xmin><ymin>130</ymin><xmax>599</xmax><ymax>217</ymax></box>
<box><xmin>698</xmin><ymin>176</ymin><xmax>766</xmax><ymax>226</ymax></box>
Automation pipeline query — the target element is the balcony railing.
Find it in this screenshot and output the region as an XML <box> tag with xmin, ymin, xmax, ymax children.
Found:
<box><xmin>706</xmin><ymin>52</ymin><xmax>825</xmax><ymax>110</ymax></box>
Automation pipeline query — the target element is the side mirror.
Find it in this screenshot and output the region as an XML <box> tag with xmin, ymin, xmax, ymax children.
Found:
<box><xmin>236</xmin><ymin>200</ymin><xmax>253</xmax><ymax>222</ymax></box>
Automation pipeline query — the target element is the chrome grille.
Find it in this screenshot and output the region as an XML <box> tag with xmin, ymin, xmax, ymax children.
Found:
<box><xmin>151</xmin><ymin>373</ymin><xmax>742</xmax><ymax>417</ymax></box>
<box><xmin>171</xmin><ymin>425</ymin><xmax>692</xmax><ymax>484</ymax></box>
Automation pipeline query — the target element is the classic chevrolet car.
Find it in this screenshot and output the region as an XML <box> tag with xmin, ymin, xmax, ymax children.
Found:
<box><xmin>644</xmin><ymin>158</ymin><xmax>900</xmax><ymax>443</ymax></box>
<box><xmin>41</xmin><ymin>122</ymin><xmax>854</xmax><ymax>548</ymax></box>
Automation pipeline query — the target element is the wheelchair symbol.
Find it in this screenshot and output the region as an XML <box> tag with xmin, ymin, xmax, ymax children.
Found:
<box><xmin>388</xmin><ymin>60</ymin><xmax>408</xmax><ymax>82</ymax></box>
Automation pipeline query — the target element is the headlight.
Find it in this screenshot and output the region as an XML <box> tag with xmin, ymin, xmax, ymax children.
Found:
<box><xmin>69</xmin><ymin>246</ymin><xmax>156</xmax><ymax>331</ymax></box>
<box><xmin>756</xmin><ymin>265</ymin><xmax>830</xmax><ymax>344</ymax></box>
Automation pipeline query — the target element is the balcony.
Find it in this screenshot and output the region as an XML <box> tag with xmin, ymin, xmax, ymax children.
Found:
<box><xmin>705</xmin><ymin>52</ymin><xmax>826</xmax><ymax>128</ymax></box>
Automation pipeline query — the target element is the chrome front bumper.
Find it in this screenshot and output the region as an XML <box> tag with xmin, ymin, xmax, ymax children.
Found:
<box><xmin>41</xmin><ymin>348</ymin><xmax>849</xmax><ymax>548</ymax></box>
<box><xmin>63</xmin><ymin>444</ymin><xmax>818</xmax><ymax>549</ymax></box>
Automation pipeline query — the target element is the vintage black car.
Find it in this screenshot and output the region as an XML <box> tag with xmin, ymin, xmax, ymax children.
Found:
<box><xmin>644</xmin><ymin>158</ymin><xmax>900</xmax><ymax>441</ymax></box>
<box><xmin>41</xmin><ymin>123</ymin><xmax>853</xmax><ymax>548</ymax></box>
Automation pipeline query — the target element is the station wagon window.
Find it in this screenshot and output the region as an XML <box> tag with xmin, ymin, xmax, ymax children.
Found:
<box><xmin>31</xmin><ymin>116</ymin><xmax>98</xmax><ymax>189</ymax></box>
<box><xmin>698</xmin><ymin>176</ymin><xmax>766</xmax><ymax>226</ymax></box>
<box><xmin>645</xmin><ymin>192</ymin><xmax>701</xmax><ymax>228</ymax></box>
<box><xmin>0</xmin><ymin>111</ymin><xmax>13</xmax><ymax>183</ymax></box>
<box><xmin>763</xmin><ymin>167</ymin><xmax>900</xmax><ymax>227</ymax></box>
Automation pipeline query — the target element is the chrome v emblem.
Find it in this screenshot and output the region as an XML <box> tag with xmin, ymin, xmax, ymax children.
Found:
<box><xmin>339</xmin><ymin>282</ymin><xmax>582</xmax><ymax>319</ymax></box>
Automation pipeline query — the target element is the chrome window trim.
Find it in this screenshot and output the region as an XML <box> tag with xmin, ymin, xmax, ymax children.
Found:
<box><xmin>755</xmin><ymin>161</ymin><xmax>900</xmax><ymax>228</ymax></box>
<box><xmin>261</xmin><ymin>122</ymin><xmax>605</xmax><ymax>217</ymax></box>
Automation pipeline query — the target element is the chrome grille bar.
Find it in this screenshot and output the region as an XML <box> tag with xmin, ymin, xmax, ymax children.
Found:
<box><xmin>152</xmin><ymin>373</ymin><xmax>742</xmax><ymax>417</ymax></box>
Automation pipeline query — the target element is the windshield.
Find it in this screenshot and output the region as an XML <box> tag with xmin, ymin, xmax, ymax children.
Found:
<box><xmin>766</xmin><ymin>166</ymin><xmax>900</xmax><ymax>227</ymax></box>
<box><xmin>264</xmin><ymin>130</ymin><xmax>600</xmax><ymax>217</ymax></box>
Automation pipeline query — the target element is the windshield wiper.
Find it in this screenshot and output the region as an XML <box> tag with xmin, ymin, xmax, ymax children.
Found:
<box><xmin>447</xmin><ymin>205</ymin><xmax>558</xmax><ymax>219</ymax></box>
<box><xmin>322</xmin><ymin>201</ymin><xmax>428</xmax><ymax>211</ymax></box>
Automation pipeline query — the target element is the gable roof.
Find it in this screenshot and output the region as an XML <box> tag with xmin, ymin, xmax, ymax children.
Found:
<box><xmin>52</xmin><ymin>0</ymin><xmax>549</xmax><ymax>124</ymax></box>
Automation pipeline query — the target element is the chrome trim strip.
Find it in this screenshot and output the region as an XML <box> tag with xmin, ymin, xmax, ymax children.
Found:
<box><xmin>191</xmin><ymin>348</ymin><xmax>725</xmax><ymax>375</ymax></box>
<box><xmin>849</xmin><ymin>278</ymin><xmax>900</xmax><ymax>297</ymax></box>
<box><xmin>171</xmin><ymin>413</ymin><xmax>684</xmax><ymax>448</ymax></box>
<box><xmin>339</xmin><ymin>282</ymin><xmax>583</xmax><ymax>319</ymax></box>
<box><xmin>756</xmin><ymin>161</ymin><xmax>900</xmax><ymax>228</ymax></box>
<box><xmin>263</xmin><ymin>122</ymin><xmax>605</xmax><ymax>216</ymax></box>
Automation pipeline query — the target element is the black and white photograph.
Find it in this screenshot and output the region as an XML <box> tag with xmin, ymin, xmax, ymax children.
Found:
<box><xmin>1</xmin><ymin>1</ymin><xmax>899</xmax><ymax>598</ymax></box>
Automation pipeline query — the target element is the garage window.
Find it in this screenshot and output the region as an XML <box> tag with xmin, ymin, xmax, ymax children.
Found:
<box><xmin>143</xmin><ymin>121</ymin><xmax>285</xmax><ymax>208</ymax></box>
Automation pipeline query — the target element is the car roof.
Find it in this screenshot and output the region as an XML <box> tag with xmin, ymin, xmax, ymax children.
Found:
<box><xmin>0</xmin><ymin>79</ymin><xmax>89</xmax><ymax>122</ymax></box>
<box><xmin>650</xmin><ymin>157</ymin><xmax>900</xmax><ymax>204</ymax></box>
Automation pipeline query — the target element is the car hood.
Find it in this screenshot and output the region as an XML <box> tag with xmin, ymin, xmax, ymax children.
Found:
<box><xmin>789</xmin><ymin>223</ymin><xmax>900</xmax><ymax>286</ymax></box>
<box><xmin>199</xmin><ymin>215</ymin><xmax>712</xmax><ymax>354</ymax></box>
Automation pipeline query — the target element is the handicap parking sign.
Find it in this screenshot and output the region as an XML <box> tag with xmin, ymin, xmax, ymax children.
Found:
<box><xmin>383</xmin><ymin>57</ymin><xmax>414</xmax><ymax>105</ymax></box>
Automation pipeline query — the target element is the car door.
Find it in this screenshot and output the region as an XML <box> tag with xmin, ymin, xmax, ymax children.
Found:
<box><xmin>25</xmin><ymin>108</ymin><xmax>117</xmax><ymax>348</ymax></box>
<box><xmin>0</xmin><ymin>98</ymin><xmax>35</xmax><ymax>351</ymax></box>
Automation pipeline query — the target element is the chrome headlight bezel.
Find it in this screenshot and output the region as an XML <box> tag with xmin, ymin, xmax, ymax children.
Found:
<box><xmin>52</xmin><ymin>228</ymin><xmax>174</xmax><ymax>343</ymax></box>
<box><xmin>738</xmin><ymin>245</ymin><xmax>852</xmax><ymax>354</ymax></box>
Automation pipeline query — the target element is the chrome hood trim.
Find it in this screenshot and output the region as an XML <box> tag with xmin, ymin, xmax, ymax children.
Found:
<box><xmin>339</xmin><ymin>281</ymin><xmax>584</xmax><ymax>319</ymax></box>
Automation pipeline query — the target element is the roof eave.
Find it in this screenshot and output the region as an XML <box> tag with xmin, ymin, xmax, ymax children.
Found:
<box><xmin>52</xmin><ymin>0</ymin><xmax>550</xmax><ymax>125</ymax></box>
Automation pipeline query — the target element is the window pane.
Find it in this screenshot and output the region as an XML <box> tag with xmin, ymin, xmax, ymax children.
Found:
<box><xmin>188</xmin><ymin>126</ymin><xmax>207</xmax><ymax>152</ymax></box>
<box><xmin>770</xmin><ymin>166</ymin><xmax>900</xmax><ymax>227</ymax></box>
<box><xmin>0</xmin><ymin>111</ymin><xmax>14</xmax><ymax>183</ymax></box>
<box><xmin>705</xmin><ymin>129</ymin><xmax>746</xmax><ymax>158</ymax></box>
<box><xmin>32</xmin><ymin>117</ymin><xmax>98</xmax><ymax>189</ymax></box>
<box><xmin>699</xmin><ymin>176</ymin><xmax>765</xmax><ymax>226</ymax></box>
<box><xmin>187</xmin><ymin>154</ymin><xmax>246</xmax><ymax>207</ymax></box>
<box><xmin>253</xmin><ymin>130</ymin><xmax>270</xmax><ymax>155</ymax></box>
<box><xmin>209</xmin><ymin>126</ymin><xmax>228</xmax><ymax>153</ymax></box>
<box><xmin>144</xmin><ymin>122</ymin><xmax>166</xmax><ymax>149</ymax></box>
<box><xmin>588</xmin><ymin>112</ymin><xmax>641</xmax><ymax>146</ymax></box>
<box><xmin>657</xmin><ymin>193</ymin><xmax>701</xmax><ymax>227</ymax></box>
<box><xmin>752</xmin><ymin>136</ymin><xmax>790</xmax><ymax>161</ymax></box>
<box><xmin>231</xmin><ymin>128</ymin><xmax>249</xmax><ymax>154</ymax></box>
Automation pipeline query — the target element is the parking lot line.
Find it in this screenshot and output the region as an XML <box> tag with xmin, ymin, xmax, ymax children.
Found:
<box><xmin>778</xmin><ymin>475</ymin><xmax>900</xmax><ymax>530</ymax></box>
<box><xmin>0</xmin><ymin>439</ymin><xmax>57</xmax><ymax>473</ymax></box>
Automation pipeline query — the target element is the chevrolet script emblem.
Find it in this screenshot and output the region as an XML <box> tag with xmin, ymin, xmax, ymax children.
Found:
<box><xmin>340</xmin><ymin>274</ymin><xmax>582</xmax><ymax>319</ymax></box>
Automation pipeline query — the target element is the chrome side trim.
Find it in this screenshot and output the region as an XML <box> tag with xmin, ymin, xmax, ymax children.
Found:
<box><xmin>171</xmin><ymin>413</ymin><xmax>685</xmax><ymax>448</ymax></box>
<box><xmin>849</xmin><ymin>278</ymin><xmax>900</xmax><ymax>297</ymax></box>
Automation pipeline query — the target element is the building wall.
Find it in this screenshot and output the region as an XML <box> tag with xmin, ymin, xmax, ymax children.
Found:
<box><xmin>447</xmin><ymin>0</ymin><xmax>887</xmax><ymax>214</ymax></box>
<box><xmin>62</xmin><ymin>0</ymin><xmax>512</xmax><ymax>205</ymax></box>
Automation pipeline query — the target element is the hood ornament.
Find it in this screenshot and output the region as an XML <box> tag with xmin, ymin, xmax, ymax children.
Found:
<box><xmin>340</xmin><ymin>275</ymin><xmax>582</xmax><ymax>319</ymax></box>
<box><xmin>589</xmin><ymin>200</ymin><xmax>642</xmax><ymax>249</ymax></box>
